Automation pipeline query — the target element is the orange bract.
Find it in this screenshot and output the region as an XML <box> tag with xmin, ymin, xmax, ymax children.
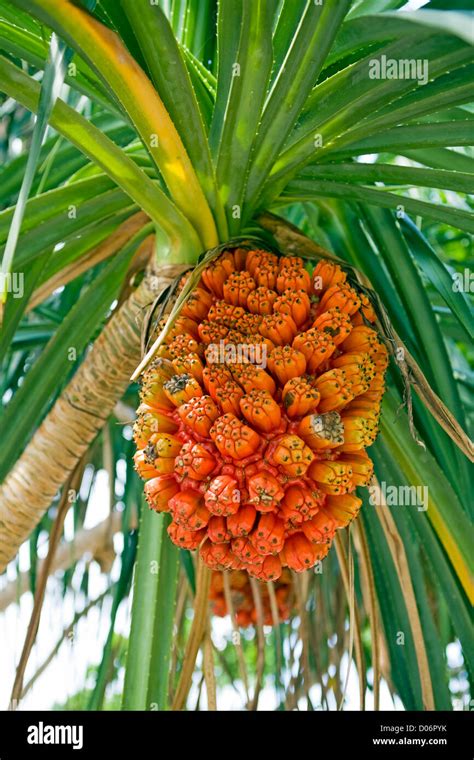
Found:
<box><xmin>247</xmin><ymin>471</ymin><xmax>285</xmax><ymax>512</ymax></box>
<box><xmin>266</xmin><ymin>433</ymin><xmax>314</xmax><ymax>477</ymax></box>
<box><xmin>178</xmin><ymin>395</ymin><xmax>220</xmax><ymax>436</ymax></box>
<box><xmin>134</xmin><ymin>248</ymin><xmax>387</xmax><ymax>581</ymax></box>
<box><xmin>231</xmin><ymin>363</ymin><xmax>276</xmax><ymax>395</ymax></box>
<box><xmin>144</xmin><ymin>433</ymin><xmax>183</xmax><ymax>473</ymax></box>
<box><xmin>260</xmin><ymin>313</ymin><xmax>298</xmax><ymax>345</ymax></box>
<box><xmin>205</xmin><ymin>474</ymin><xmax>240</xmax><ymax>516</ymax></box>
<box><xmin>246</xmin><ymin>249</ymin><xmax>278</xmax><ymax>276</ymax></box>
<box><xmin>254</xmin><ymin>262</ymin><xmax>278</xmax><ymax>289</ymax></box>
<box><xmin>174</xmin><ymin>442</ymin><xmax>217</xmax><ymax>482</ymax></box>
<box><xmin>274</xmin><ymin>288</ymin><xmax>311</xmax><ymax>327</ymax></box>
<box><xmin>247</xmin><ymin>286</ymin><xmax>277</xmax><ymax>315</ymax></box>
<box><xmin>223</xmin><ymin>271</ymin><xmax>256</xmax><ymax>306</ymax></box>
<box><xmin>210</xmin><ymin>413</ymin><xmax>261</xmax><ymax>460</ymax></box>
<box><xmin>240</xmin><ymin>389</ymin><xmax>281</xmax><ymax>433</ymax></box>
<box><xmin>145</xmin><ymin>475</ymin><xmax>179</xmax><ymax>512</ymax></box>
<box><xmin>282</xmin><ymin>376</ymin><xmax>320</xmax><ymax>418</ymax></box>
<box><xmin>276</xmin><ymin>266</ymin><xmax>311</xmax><ymax>294</ymax></box>
<box><xmin>209</xmin><ymin>568</ymin><xmax>293</xmax><ymax>625</ymax></box>
<box><xmin>293</xmin><ymin>327</ymin><xmax>337</xmax><ymax>372</ymax></box>
<box><xmin>313</xmin><ymin>260</ymin><xmax>347</xmax><ymax>294</ymax></box>
<box><xmin>268</xmin><ymin>345</ymin><xmax>306</xmax><ymax>385</ymax></box>
<box><xmin>133</xmin><ymin>404</ymin><xmax>178</xmax><ymax>448</ymax></box>
<box><xmin>163</xmin><ymin>373</ymin><xmax>202</xmax><ymax>406</ymax></box>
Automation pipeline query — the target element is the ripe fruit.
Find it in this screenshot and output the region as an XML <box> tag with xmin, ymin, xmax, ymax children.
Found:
<box><xmin>134</xmin><ymin>248</ymin><xmax>387</xmax><ymax>579</ymax></box>
<box><xmin>209</xmin><ymin>569</ymin><xmax>294</xmax><ymax>627</ymax></box>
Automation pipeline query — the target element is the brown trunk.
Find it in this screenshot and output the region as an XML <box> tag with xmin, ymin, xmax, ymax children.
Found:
<box><xmin>0</xmin><ymin>259</ymin><xmax>186</xmax><ymax>571</ymax></box>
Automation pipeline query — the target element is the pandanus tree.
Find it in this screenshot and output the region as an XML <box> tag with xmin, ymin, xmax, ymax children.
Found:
<box><xmin>0</xmin><ymin>0</ymin><xmax>472</xmax><ymax>711</ymax></box>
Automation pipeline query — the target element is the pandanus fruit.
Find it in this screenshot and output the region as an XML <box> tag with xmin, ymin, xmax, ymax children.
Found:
<box><xmin>134</xmin><ymin>248</ymin><xmax>387</xmax><ymax>581</ymax></box>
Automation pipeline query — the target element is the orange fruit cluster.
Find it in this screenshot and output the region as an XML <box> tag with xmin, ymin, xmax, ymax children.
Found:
<box><xmin>209</xmin><ymin>570</ymin><xmax>293</xmax><ymax>627</ymax></box>
<box><xmin>134</xmin><ymin>248</ymin><xmax>388</xmax><ymax>580</ymax></box>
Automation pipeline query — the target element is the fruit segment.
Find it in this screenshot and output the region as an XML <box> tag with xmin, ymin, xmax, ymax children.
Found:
<box><xmin>135</xmin><ymin>249</ymin><xmax>387</xmax><ymax>580</ymax></box>
<box><xmin>209</xmin><ymin>569</ymin><xmax>293</xmax><ymax>626</ymax></box>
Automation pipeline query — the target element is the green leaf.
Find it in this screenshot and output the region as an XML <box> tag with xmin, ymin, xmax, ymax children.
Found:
<box><xmin>0</xmin><ymin>175</ymin><xmax>115</xmax><ymax>243</ymax></box>
<box><xmin>244</xmin><ymin>0</ymin><xmax>352</xmax><ymax>218</ymax></box>
<box><xmin>13</xmin><ymin>0</ymin><xmax>218</xmax><ymax>250</ymax></box>
<box><xmin>87</xmin><ymin>528</ymin><xmax>137</xmax><ymax>710</ymax></box>
<box><xmin>326</xmin><ymin>121</ymin><xmax>474</xmax><ymax>158</ymax></box>
<box><xmin>380</xmin><ymin>390</ymin><xmax>474</xmax><ymax>589</ymax></box>
<box><xmin>122</xmin><ymin>503</ymin><xmax>165</xmax><ymax>710</ymax></box>
<box><xmin>0</xmin><ymin>2</ymin><xmax>116</xmax><ymax>109</ymax></box>
<box><xmin>405</xmin><ymin>503</ymin><xmax>474</xmax><ymax>678</ymax></box>
<box><xmin>0</xmin><ymin>55</ymin><xmax>202</xmax><ymax>257</ymax></box>
<box><xmin>180</xmin><ymin>47</ymin><xmax>215</xmax><ymax>128</ymax></box>
<box><xmin>0</xmin><ymin>255</ymin><xmax>51</xmax><ymax>363</ymax></box>
<box><xmin>356</xmin><ymin>67</ymin><xmax>474</xmax><ymax>134</ymax></box>
<box><xmin>0</xmin><ymin>31</ymin><xmax>69</xmax><ymax>308</ymax></box>
<box><xmin>361</xmin><ymin>504</ymin><xmax>422</xmax><ymax>709</ymax></box>
<box><xmin>37</xmin><ymin>210</ymin><xmax>134</xmax><ymax>284</ymax></box>
<box><xmin>97</xmin><ymin>0</ymin><xmax>149</xmax><ymax>73</ymax></box>
<box><xmin>170</xmin><ymin>0</ymin><xmax>187</xmax><ymax>41</ymax></box>
<box><xmin>382</xmin><ymin>9</ymin><xmax>474</xmax><ymax>45</ymax></box>
<box><xmin>213</xmin><ymin>0</ymin><xmax>273</xmax><ymax>234</ymax></box>
<box><xmin>120</xmin><ymin>0</ymin><xmax>226</xmax><ymax>239</ymax></box>
<box><xmin>363</xmin><ymin>208</ymin><xmax>470</xmax><ymax>424</ymax></box>
<box><xmin>388</xmin><ymin>508</ymin><xmax>452</xmax><ymax>711</ymax></box>
<box><xmin>371</xmin><ymin>431</ymin><xmax>472</xmax><ymax>687</ymax></box>
<box><xmin>181</xmin><ymin>0</ymin><xmax>216</xmax><ymax>64</ymax></box>
<box><xmin>401</xmin><ymin>216</ymin><xmax>474</xmax><ymax>342</ymax></box>
<box><xmin>209</xmin><ymin>0</ymin><xmax>244</xmax><ymax>157</ymax></box>
<box><xmin>270</xmin><ymin>36</ymin><xmax>472</xmax><ymax>189</ymax></box>
<box><xmin>347</xmin><ymin>0</ymin><xmax>407</xmax><ymax>17</ymax></box>
<box><xmin>281</xmin><ymin>179</ymin><xmax>474</xmax><ymax>233</ymax></box>
<box><xmin>181</xmin><ymin>45</ymin><xmax>216</xmax><ymax>98</ymax></box>
<box><xmin>270</xmin><ymin>0</ymin><xmax>307</xmax><ymax>86</ymax></box>
<box><xmin>326</xmin><ymin>12</ymin><xmax>449</xmax><ymax>69</ymax></box>
<box><xmin>0</xmin><ymin>225</ymin><xmax>151</xmax><ymax>483</ymax></box>
<box><xmin>0</xmin><ymin>115</ymin><xmax>135</xmax><ymax>203</ymax></box>
<box><xmin>10</xmin><ymin>323</ymin><xmax>56</xmax><ymax>349</ymax></box>
<box><xmin>428</xmin><ymin>0</ymin><xmax>474</xmax><ymax>8</ymax></box>
<box><xmin>146</xmin><ymin>523</ymin><xmax>180</xmax><ymax>710</ymax></box>
<box><xmin>362</xmin><ymin>207</ymin><xmax>472</xmax><ymax>506</ymax></box>
<box><xmin>179</xmin><ymin>548</ymin><xmax>195</xmax><ymax>594</ymax></box>
<box><xmin>298</xmin><ymin>162</ymin><xmax>474</xmax><ymax>195</ymax></box>
<box><xmin>402</xmin><ymin>147</ymin><xmax>474</xmax><ymax>174</ymax></box>
<box><xmin>3</xmin><ymin>190</ymin><xmax>133</xmax><ymax>271</ymax></box>
<box><xmin>370</xmin><ymin>435</ymin><xmax>457</xmax><ymax>709</ymax></box>
<box><xmin>0</xmin><ymin>208</ymin><xmax>136</xmax><ymax>359</ymax></box>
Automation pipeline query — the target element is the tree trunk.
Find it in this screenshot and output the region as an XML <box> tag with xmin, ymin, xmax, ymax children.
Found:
<box><xmin>0</xmin><ymin>260</ymin><xmax>186</xmax><ymax>571</ymax></box>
